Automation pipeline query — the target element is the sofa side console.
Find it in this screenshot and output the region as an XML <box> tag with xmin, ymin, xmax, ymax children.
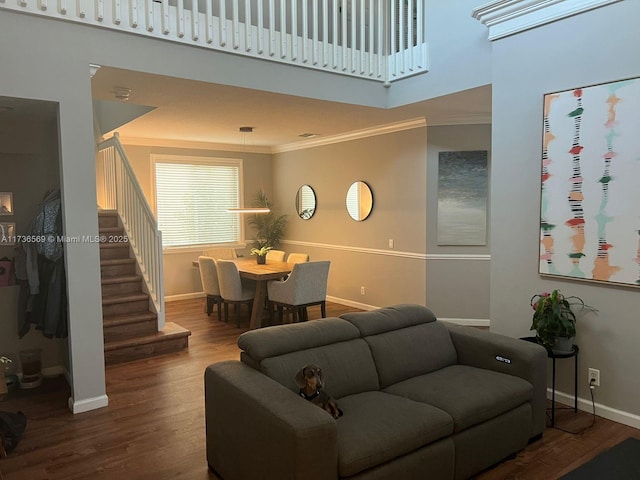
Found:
<box><xmin>444</xmin><ymin>322</ymin><xmax>548</xmax><ymax>438</ymax></box>
<box><xmin>205</xmin><ymin>361</ymin><xmax>338</xmax><ymax>480</ymax></box>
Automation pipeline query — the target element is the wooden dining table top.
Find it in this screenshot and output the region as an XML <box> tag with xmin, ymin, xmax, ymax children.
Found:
<box><xmin>193</xmin><ymin>257</ymin><xmax>293</xmax><ymax>278</ymax></box>
<box><xmin>230</xmin><ymin>258</ymin><xmax>293</xmax><ymax>280</ymax></box>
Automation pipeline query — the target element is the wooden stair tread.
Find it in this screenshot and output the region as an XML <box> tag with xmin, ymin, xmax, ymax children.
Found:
<box><xmin>102</xmin><ymin>274</ymin><xmax>142</xmax><ymax>285</ymax></box>
<box><xmin>102</xmin><ymin>292</ymin><xmax>148</xmax><ymax>305</ymax></box>
<box><xmin>101</xmin><ymin>258</ymin><xmax>136</xmax><ymax>266</ymax></box>
<box><xmin>100</xmin><ymin>242</ymin><xmax>129</xmax><ymax>249</ymax></box>
<box><xmin>103</xmin><ymin>311</ymin><xmax>157</xmax><ymax>327</ymax></box>
<box><xmin>104</xmin><ymin>322</ymin><xmax>191</xmax><ymax>351</ymax></box>
<box><xmin>98</xmin><ymin>208</ymin><xmax>188</xmax><ymax>363</ymax></box>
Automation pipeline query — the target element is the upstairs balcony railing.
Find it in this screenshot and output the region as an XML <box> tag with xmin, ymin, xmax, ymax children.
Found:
<box><xmin>1</xmin><ymin>0</ymin><xmax>427</xmax><ymax>83</ymax></box>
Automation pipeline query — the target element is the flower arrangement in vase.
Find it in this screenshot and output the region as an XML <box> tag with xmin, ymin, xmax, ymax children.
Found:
<box><xmin>530</xmin><ymin>289</ymin><xmax>597</xmax><ymax>353</ymax></box>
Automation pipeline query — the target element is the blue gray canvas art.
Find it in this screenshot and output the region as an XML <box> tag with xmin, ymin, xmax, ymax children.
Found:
<box><xmin>437</xmin><ymin>151</ymin><xmax>488</xmax><ymax>245</ymax></box>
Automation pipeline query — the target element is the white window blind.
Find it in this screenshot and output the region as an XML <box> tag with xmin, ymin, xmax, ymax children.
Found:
<box><xmin>155</xmin><ymin>159</ymin><xmax>241</xmax><ymax>248</ymax></box>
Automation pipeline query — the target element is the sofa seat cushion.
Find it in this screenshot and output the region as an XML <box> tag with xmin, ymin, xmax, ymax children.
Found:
<box><xmin>336</xmin><ymin>391</ymin><xmax>453</xmax><ymax>477</ymax></box>
<box><xmin>384</xmin><ymin>365</ymin><xmax>533</xmax><ymax>432</ymax></box>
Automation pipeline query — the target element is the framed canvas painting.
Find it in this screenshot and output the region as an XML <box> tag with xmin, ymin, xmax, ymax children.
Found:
<box><xmin>437</xmin><ymin>150</ymin><xmax>488</xmax><ymax>245</ymax></box>
<box><xmin>539</xmin><ymin>76</ymin><xmax>640</xmax><ymax>287</ymax></box>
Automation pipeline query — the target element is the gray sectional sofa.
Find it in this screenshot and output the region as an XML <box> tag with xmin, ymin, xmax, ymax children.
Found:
<box><xmin>205</xmin><ymin>304</ymin><xmax>547</xmax><ymax>480</ymax></box>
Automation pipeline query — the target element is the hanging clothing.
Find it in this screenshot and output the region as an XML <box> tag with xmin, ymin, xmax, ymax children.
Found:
<box><xmin>14</xmin><ymin>189</ymin><xmax>68</xmax><ymax>339</ymax></box>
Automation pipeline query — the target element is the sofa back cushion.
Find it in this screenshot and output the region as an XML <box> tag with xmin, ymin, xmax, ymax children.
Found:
<box><xmin>342</xmin><ymin>305</ymin><xmax>458</xmax><ymax>389</ymax></box>
<box><xmin>238</xmin><ymin>317</ymin><xmax>360</xmax><ymax>363</ymax></box>
<box><xmin>340</xmin><ymin>304</ymin><xmax>437</xmax><ymax>336</ymax></box>
<box><xmin>260</xmin><ymin>339</ymin><xmax>380</xmax><ymax>399</ymax></box>
<box><xmin>238</xmin><ymin>318</ymin><xmax>379</xmax><ymax>398</ymax></box>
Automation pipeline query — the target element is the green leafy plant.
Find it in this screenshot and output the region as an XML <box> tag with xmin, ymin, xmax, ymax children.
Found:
<box><xmin>247</xmin><ymin>190</ymin><xmax>288</xmax><ymax>251</ymax></box>
<box><xmin>250</xmin><ymin>246</ymin><xmax>272</xmax><ymax>257</ymax></box>
<box><xmin>530</xmin><ymin>289</ymin><xmax>597</xmax><ymax>348</ymax></box>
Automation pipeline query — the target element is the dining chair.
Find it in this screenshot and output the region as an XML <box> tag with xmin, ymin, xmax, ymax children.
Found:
<box><xmin>198</xmin><ymin>256</ymin><xmax>222</xmax><ymax>321</ymax></box>
<box><xmin>286</xmin><ymin>252</ymin><xmax>309</xmax><ymax>264</ymax></box>
<box><xmin>266</xmin><ymin>249</ymin><xmax>286</xmax><ymax>262</ymax></box>
<box><xmin>267</xmin><ymin>260</ymin><xmax>330</xmax><ymax>323</ymax></box>
<box><xmin>204</xmin><ymin>247</ymin><xmax>237</xmax><ymax>260</ymax></box>
<box><xmin>216</xmin><ymin>260</ymin><xmax>255</xmax><ymax>327</ymax></box>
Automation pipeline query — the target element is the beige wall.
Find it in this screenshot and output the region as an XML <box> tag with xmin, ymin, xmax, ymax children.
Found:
<box><xmin>272</xmin><ymin>127</ymin><xmax>429</xmax><ymax>310</ymax></box>
<box><xmin>0</xmin><ymin>115</ymin><xmax>68</xmax><ymax>372</ymax></box>
<box><xmin>271</xmin><ymin>124</ymin><xmax>492</xmax><ymax>319</ymax></box>
<box><xmin>121</xmin><ymin>144</ymin><xmax>273</xmax><ymax>297</ymax></box>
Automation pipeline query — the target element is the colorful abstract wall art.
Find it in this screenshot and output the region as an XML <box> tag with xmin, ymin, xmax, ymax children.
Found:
<box><xmin>539</xmin><ymin>77</ymin><xmax>640</xmax><ymax>286</ymax></box>
<box><xmin>437</xmin><ymin>150</ymin><xmax>488</xmax><ymax>245</ymax></box>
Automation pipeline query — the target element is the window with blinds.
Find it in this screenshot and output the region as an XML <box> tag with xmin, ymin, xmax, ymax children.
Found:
<box><xmin>154</xmin><ymin>157</ymin><xmax>242</xmax><ymax>248</ymax></box>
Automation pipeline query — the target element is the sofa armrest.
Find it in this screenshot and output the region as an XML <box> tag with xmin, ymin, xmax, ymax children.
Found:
<box><xmin>205</xmin><ymin>361</ymin><xmax>338</xmax><ymax>480</ymax></box>
<box><xmin>444</xmin><ymin>323</ymin><xmax>548</xmax><ymax>438</ymax></box>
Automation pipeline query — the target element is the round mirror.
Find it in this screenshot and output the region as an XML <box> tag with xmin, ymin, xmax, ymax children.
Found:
<box><xmin>295</xmin><ymin>185</ymin><xmax>317</xmax><ymax>220</ymax></box>
<box><xmin>346</xmin><ymin>181</ymin><xmax>373</xmax><ymax>221</ymax></box>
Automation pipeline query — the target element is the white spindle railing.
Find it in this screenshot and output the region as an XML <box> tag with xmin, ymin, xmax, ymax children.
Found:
<box><xmin>1</xmin><ymin>0</ymin><xmax>427</xmax><ymax>83</ymax></box>
<box><xmin>97</xmin><ymin>134</ymin><xmax>165</xmax><ymax>328</ymax></box>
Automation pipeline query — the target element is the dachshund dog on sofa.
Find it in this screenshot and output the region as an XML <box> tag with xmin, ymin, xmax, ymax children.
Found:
<box><xmin>295</xmin><ymin>364</ymin><xmax>343</xmax><ymax>419</ymax></box>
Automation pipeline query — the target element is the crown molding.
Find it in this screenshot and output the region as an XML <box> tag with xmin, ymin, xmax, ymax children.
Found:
<box><xmin>472</xmin><ymin>0</ymin><xmax>623</xmax><ymax>41</ymax></box>
<box><xmin>272</xmin><ymin>117</ymin><xmax>427</xmax><ymax>154</ymax></box>
<box><xmin>119</xmin><ymin>117</ymin><xmax>428</xmax><ymax>155</ymax></box>
<box><xmin>117</xmin><ymin>136</ymin><xmax>272</xmax><ymax>154</ymax></box>
<box><xmin>427</xmin><ymin>113</ymin><xmax>492</xmax><ymax>126</ymax></box>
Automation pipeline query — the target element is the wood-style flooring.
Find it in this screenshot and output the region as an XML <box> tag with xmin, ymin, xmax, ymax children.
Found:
<box><xmin>1</xmin><ymin>298</ymin><xmax>638</xmax><ymax>479</ymax></box>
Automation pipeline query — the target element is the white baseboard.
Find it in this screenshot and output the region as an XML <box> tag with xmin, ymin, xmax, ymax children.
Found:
<box><xmin>440</xmin><ymin>318</ymin><xmax>491</xmax><ymax>327</ymax></box>
<box><xmin>165</xmin><ymin>292</ymin><xmax>205</xmax><ymax>302</ymax></box>
<box><xmin>549</xmin><ymin>388</ymin><xmax>640</xmax><ymax>430</ymax></box>
<box><xmin>325</xmin><ymin>297</ymin><xmax>490</xmax><ymax>328</ymax></box>
<box><xmin>326</xmin><ymin>296</ymin><xmax>379</xmax><ymax>311</ymax></box>
<box><xmin>68</xmin><ymin>394</ymin><xmax>109</xmax><ymax>414</ymax></box>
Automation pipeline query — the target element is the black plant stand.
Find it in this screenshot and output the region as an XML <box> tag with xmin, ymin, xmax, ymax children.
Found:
<box><xmin>521</xmin><ymin>336</ymin><xmax>578</xmax><ymax>427</ymax></box>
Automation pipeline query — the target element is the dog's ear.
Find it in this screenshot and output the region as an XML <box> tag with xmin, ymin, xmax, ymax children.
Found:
<box><xmin>294</xmin><ymin>366</ymin><xmax>307</xmax><ymax>388</ymax></box>
<box><xmin>316</xmin><ymin>367</ymin><xmax>324</xmax><ymax>389</ymax></box>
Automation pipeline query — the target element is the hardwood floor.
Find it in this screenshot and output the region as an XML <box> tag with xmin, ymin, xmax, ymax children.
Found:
<box><xmin>1</xmin><ymin>298</ymin><xmax>638</xmax><ymax>479</ymax></box>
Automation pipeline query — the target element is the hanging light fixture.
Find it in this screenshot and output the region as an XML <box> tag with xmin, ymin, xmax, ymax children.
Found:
<box><xmin>227</xmin><ymin>127</ymin><xmax>270</xmax><ymax>214</ymax></box>
<box><xmin>227</xmin><ymin>207</ymin><xmax>270</xmax><ymax>213</ymax></box>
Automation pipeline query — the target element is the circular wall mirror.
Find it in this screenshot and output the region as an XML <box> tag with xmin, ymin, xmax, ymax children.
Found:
<box><xmin>345</xmin><ymin>181</ymin><xmax>373</xmax><ymax>221</ymax></box>
<box><xmin>295</xmin><ymin>185</ymin><xmax>317</xmax><ymax>220</ymax></box>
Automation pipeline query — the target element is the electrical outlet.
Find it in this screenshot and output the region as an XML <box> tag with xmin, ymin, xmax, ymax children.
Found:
<box><xmin>360</xmin><ymin>286</ymin><xmax>365</xmax><ymax>295</ymax></box>
<box><xmin>588</xmin><ymin>368</ymin><xmax>600</xmax><ymax>387</ymax></box>
<box><xmin>388</xmin><ymin>239</ymin><xmax>394</xmax><ymax>249</ymax></box>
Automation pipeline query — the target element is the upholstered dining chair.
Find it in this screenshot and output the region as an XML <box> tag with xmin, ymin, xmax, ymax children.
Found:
<box><xmin>267</xmin><ymin>260</ymin><xmax>330</xmax><ymax>323</ymax></box>
<box><xmin>286</xmin><ymin>252</ymin><xmax>309</xmax><ymax>264</ymax></box>
<box><xmin>216</xmin><ymin>260</ymin><xmax>255</xmax><ymax>327</ymax></box>
<box><xmin>204</xmin><ymin>247</ymin><xmax>237</xmax><ymax>260</ymax></box>
<box><xmin>198</xmin><ymin>256</ymin><xmax>222</xmax><ymax>321</ymax></box>
<box><xmin>266</xmin><ymin>249</ymin><xmax>286</xmax><ymax>262</ymax></box>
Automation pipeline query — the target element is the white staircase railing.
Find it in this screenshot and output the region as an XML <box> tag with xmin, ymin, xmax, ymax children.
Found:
<box><xmin>97</xmin><ymin>133</ymin><xmax>165</xmax><ymax>328</ymax></box>
<box><xmin>0</xmin><ymin>0</ymin><xmax>427</xmax><ymax>83</ymax></box>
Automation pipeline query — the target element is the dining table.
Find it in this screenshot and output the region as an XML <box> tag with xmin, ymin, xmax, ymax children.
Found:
<box><xmin>194</xmin><ymin>257</ymin><xmax>292</xmax><ymax>330</ymax></box>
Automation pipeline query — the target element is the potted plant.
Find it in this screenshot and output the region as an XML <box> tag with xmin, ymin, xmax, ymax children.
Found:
<box><xmin>250</xmin><ymin>246</ymin><xmax>271</xmax><ymax>264</ymax></box>
<box><xmin>530</xmin><ymin>289</ymin><xmax>597</xmax><ymax>353</ymax></box>
<box><xmin>247</xmin><ymin>190</ymin><xmax>287</xmax><ymax>261</ymax></box>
